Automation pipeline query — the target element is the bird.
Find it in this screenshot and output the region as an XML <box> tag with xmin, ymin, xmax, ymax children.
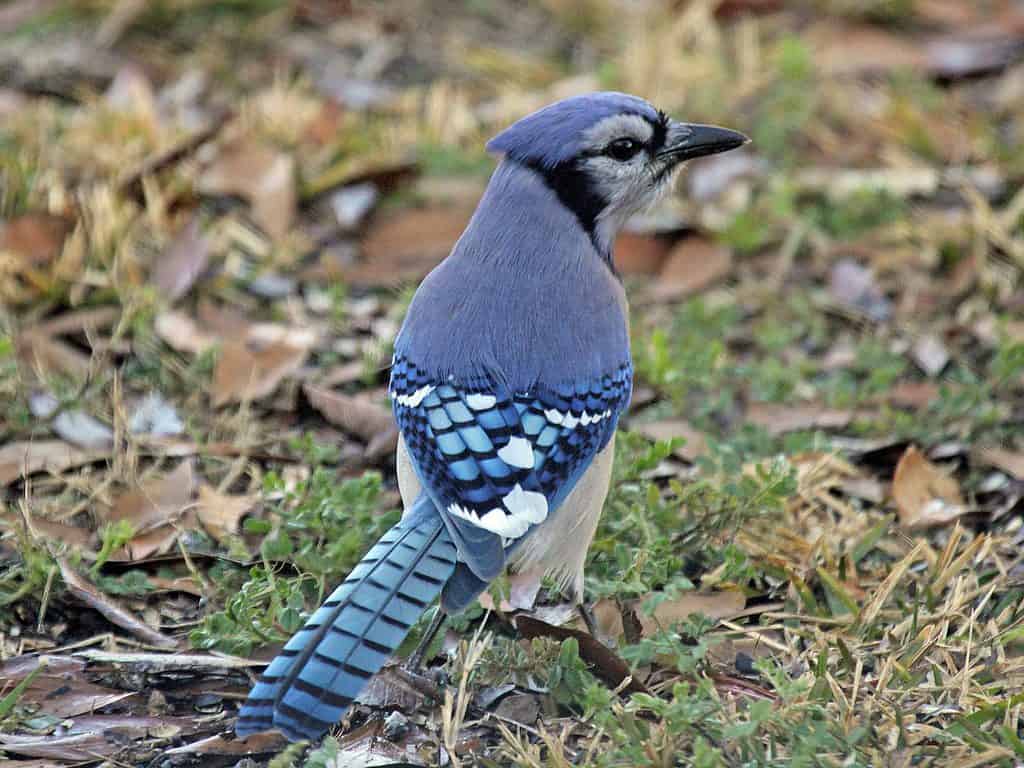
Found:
<box><xmin>235</xmin><ymin>91</ymin><xmax>747</xmax><ymax>742</ymax></box>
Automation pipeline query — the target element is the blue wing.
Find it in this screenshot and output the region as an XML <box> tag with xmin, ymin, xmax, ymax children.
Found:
<box><xmin>390</xmin><ymin>355</ymin><xmax>632</xmax><ymax>582</ymax></box>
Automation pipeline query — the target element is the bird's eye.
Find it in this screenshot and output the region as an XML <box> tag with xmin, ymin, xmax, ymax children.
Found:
<box><xmin>605</xmin><ymin>138</ymin><xmax>641</xmax><ymax>161</ymax></box>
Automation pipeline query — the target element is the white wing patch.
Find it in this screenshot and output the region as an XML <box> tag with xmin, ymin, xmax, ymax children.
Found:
<box><xmin>393</xmin><ymin>384</ymin><xmax>434</xmax><ymax>408</ymax></box>
<box><xmin>466</xmin><ymin>393</ymin><xmax>497</xmax><ymax>410</ymax></box>
<box><xmin>547</xmin><ymin>408</ymin><xmax>613</xmax><ymax>430</ymax></box>
<box><xmin>447</xmin><ymin>483</ymin><xmax>548</xmax><ymax>540</ymax></box>
<box><xmin>497</xmin><ymin>436</ymin><xmax>535</xmax><ymax>469</ymax></box>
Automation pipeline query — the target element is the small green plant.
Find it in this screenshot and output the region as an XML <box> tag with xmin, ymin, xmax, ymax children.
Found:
<box><xmin>91</xmin><ymin>520</ymin><xmax>136</xmax><ymax>576</ymax></box>
<box><xmin>190</xmin><ymin>469</ymin><xmax>399</xmax><ymax>655</ymax></box>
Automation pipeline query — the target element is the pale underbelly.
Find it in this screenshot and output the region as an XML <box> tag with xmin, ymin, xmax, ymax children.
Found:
<box><xmin>396</xmin><ymin>434</ymin><xmax>614</xmax><ymax>605</ymax></box>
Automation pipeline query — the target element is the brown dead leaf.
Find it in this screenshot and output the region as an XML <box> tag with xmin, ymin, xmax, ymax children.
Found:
<box><xmin>196</xmin><ymin>484</ymin><xmax>255</xmax><ymax>542</ymax></box>
<box><xmin>883</xmin><ymin>380</ymin><xmax>941</xmax><ymax>409</ymax></box>
<box><xmin>514</xmin><ymin>614</ymin><xmax>649</xmax><ymax>695</ymax></box>
<box><xmin>651</xmin><ymin>237</ymin><xmax>733</xmax><ymax>300</ymax></box>
<box><xmin>0</xmin><ymin>212</ymin><xmax>72</xmax><ymax>265</ymax></box>
<box><xmin>164</xmin><ymin>731</ymin><xmax>287</xmax><ymax>756</ymax></box>
<box><xmin>304</xmin><ymin>383</ymin><xmax>398</xmax><ymax>459</ymax></box>
<box><xmin>350</xmin><ymin>206</ymin><xmax>472</xmax><ymax>287</ymax></box>
<box><xmin>630</xmin><ymin>590</ymin><xmax>746</xmax><ymax>637</ymax></box>
<box><xmin>154</xmin><ymin>310</ymin><xmax>219</xmax><ymax>355</ymax></box>
<box><xmin>613</xmin><ymin>232</ymin><xmax>671</xmax><ymax>276</ymax></box>
<box><xmin>811</xmin><ymin>23</ymin><xmax>929</xmax><ymax>76</ymax></box>
<box><xmin>746</xmin><ymin>402</ymin><xmax>855</xmax><ymax>435</ymax></box>
<box><xmin>892</xmin><ymin>445</ymin><xmax>967</xmax><ymax>530</ymax></box>
<box><xmin>199</xmin><ymin>138</ymin><xmax>295</xmax><ymax>240</ymax></box>
<box><xmin>212</xmin><ymin>326</ymin><xmax>314</xmax><ymax>406</ymax></box>
<box><xmin>634</xmin><ymin>419</ymin><xmax>707</xmax><ymax>462</ymax></box>
<box><xmin>975</xmin><ymin>447</ymin><xmax>1024</xmax><ymax>480</ymax></box>
<box><xmin>810</xmin><ymin>21</ymin><xmax>1024</xmax><ymax>80</ymax></box>
<box><xmin>0</xmin><ymin>656</ymin><xmax>133</xmax><ymax>718</ymax></box>
<box><xmin>0</xmin><ymin>440</ymin><xmax>109</xmax><ymax>486</ymax></box>
<box><xmin>15</xmin><ymin>331</ymin><xmax>93</xmax><ymax>380</ymax></box>
<box><xmin>58</xmin><ymin>558</ymin><xmax>178</xmax><ymax>648</ymax></box>
<box><xmin>21</xmin><ymin>515</ymin><xmax>92</xmax><ymax>549</ymax></box>
<box><xmin>150</xmin><ymin>217</ymin><xmax>210</xmax><ymax>302</ymax></box>
<box><xmin>0</xmin><ymin>715</ymin><xmax>200</xmax><ymax>761</ymax></box>
<box><xmin>107</xmin><ymin>460</ymin><xmax>196</xmax><ymax>532</ymax></box>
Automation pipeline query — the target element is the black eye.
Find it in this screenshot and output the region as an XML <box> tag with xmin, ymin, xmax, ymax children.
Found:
<box><xmin>605</xmin><ymin>138</ymin><xmax>641</xmax><ymax>161</ymax></box>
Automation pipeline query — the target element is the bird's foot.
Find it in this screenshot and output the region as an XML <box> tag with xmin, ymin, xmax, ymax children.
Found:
<box><xmin>577</xmin><ymin>601</ymin><xmax>600</xmax><ymax>639</ymax></box>
<box><xmin>393</xmin><ymin>664</ymin><xmax>446</xmax><ymax>702</ymax></box>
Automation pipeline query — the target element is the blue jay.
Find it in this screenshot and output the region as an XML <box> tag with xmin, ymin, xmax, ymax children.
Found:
<box><xmin>236</xmin><ymin>92</ymin><xmax>746</xmax><ymax>741</ymax></box>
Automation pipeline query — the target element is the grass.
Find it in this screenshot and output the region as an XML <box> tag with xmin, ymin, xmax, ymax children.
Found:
<box><xmin>1</xmin><ymin>0</ymin><xmax>1023</xmax><ymax>765</ymax></box>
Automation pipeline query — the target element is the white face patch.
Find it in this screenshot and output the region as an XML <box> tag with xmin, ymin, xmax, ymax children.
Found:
<box><xmin>393</xmin><ymin>384</ymin><xmax>434</xmax><ymax>408</ymax></box>
<box><xmin>465</xmin><ymin>393</ymin><xmax>497</xmax><ymax>410</ymax></box>
<box><xmin>497</xmin><ymin>436</ymin><xmax>535</xmax><ymax>469</ymax></box>
<box><xmin>574</xmin><ymin>113</ymin><xmax>681</xmax><ymax>253</ymax></box>
<box><xmin>582</xmin><ymin>114</ymin><xmax>654</xmax><ymax>148</ymax></box>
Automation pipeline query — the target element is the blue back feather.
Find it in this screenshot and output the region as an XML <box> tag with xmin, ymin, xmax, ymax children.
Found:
<box><xmin>394</xmin><ymin>161</ymin><xmax>630</xmax><ymax>391</ymax></box>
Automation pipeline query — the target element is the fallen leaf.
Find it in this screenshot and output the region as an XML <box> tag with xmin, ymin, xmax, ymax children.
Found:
<box><xmin>330</xmin><ymin>182</ymin><xmax>379</xmax><ymax>230</ymax></box>
<box><xmin>0</xmin><ymin>441</ymin><xmax>108</xmax><ymax>486</ymax></box>
<box><xmin>0</xmin><ymin>715</ymin><xmax>201</xmax><ymax>760</ymax></box>
<box><xmin>198</xmin><ymin>138</ymin><xmax>296</xmax><ymax>240</ymax></box>
<box><xmin>828</xmin><ymin>258</ymin><xmax>891</xmax><ymax>322</ymax></box>
<box><xmin>196</xmin><ymin>484</ymin><xmax>255</xmax><ymax>542</ymax></box>
<box><xmin>630</xmin><ymin>590</ymin><xmax>746</xmax><ymax>637</ymax></box>
<box><xmin>912</xmin><ymin>334</ymin><xmax>950</xmax><ymax>376</ymax></box>
<box><xmin>809</xmin><ymin>22</ymin><xmax>1024</xmax><ymax>80</ymax></box>
<box><xmin>150</xmin><ymin>217</ymin><xmax>210</xmax><ymax>302</ymax></box>
<box><xmin>746</xmin><ymin>402</ymin><xmax>855</xmax><ymax>435</ymax></box>
<box><xmin>686</xmin><ymin>148</ymin><xmax>765</xmax><ymax>202</ymax></box>
<box><xmin>104</xmin><ymin>64</ymin><xmax>158</xmax><ymax>130</ymax></box>
<box><xmin>128</xmin><ymin>392</ymin><xmax>185</xmax><ymax>437</ymax></box>
<box><xmin>513</xmin><ymin>615</ymin><xmax>649</xmax><ymax>696</ymax></box>
<box><xmin>304</xmin><ymin>383</ymin><xmax>398</xmax><ymax>459</ymax></box>
<box><xmin>494</xmin><ymin>693</ymin><xmax>540</xmax><ymax>725</ymax></box>
<box><xmin>613</xmin><ymin>232</ymin><xmax>670</xmax><ymax>275</ymax></box>
<box><xmin>0</xmin><ymin>656</ymin><xmax>133</xmax><ymax>718</ymax></box>
<box><xmin>634</xmin><ymin>419</ymin><xmax>707</xmax><ymax>461</ymax></box>
<box><xmin>58</xmin><ymin>559</ymin><xmax>178</xmax><ymax>648</ymax></box>
<box><xmin>106</xmin><ymin>460</ymin><xmax>196</xmax><ymax>533</ymax></box>
<box><xmin>6</xmin><ymin>511</ymin><xmax>92</xmax><ymax>549</ymax></box>
<box><xmin>0</xmin><ymin>731</ymin><xmax>115</xmax><ymax>761</ymax></box>
<box><xmin>29</xmin><ymin>392</ymin><xmax>113</xmax><ymax>448</ymax></box>
<box><xmin>927</xmin><ymin>30</ymin><xmax>1024</xmax><ymax>79</ymax></box>
<box><xmin>164</xmin><ymin>731</ymin><xmax>287</xmax><ymax>756</ymax></box>
<box><xmin>212</xmin><ymin>326</ymin><xmax>314</xmax><ymax>406</ymax></box>
<box><xmin>811</xmin><ymin>23</ymin><xmax>928</xmax><ymax>76</ymax></box>
<box><xmin>15</xmin><ymin>331</ymin><xmax>93</xmax><ymax>380</ymax></box>
<box><xmin>154</xmin><ymin>310</ymin><xmax>219</xmax><ymax>355</ymax></box>
<box><xmin>892</xmin><ymin>445</ymin><xmax>967</xmax><ymax>530</ymax></box>
<box><xmin>975</xmin><ymin>447</ymin><xmax>1024</xmax><ymax>480</ymax></box>
<box><xmin>883</xmin><ymin>380</ymin><xmax>941</xmax><ymax>409</ymax></box>
<box><xmin>351</xmin><ymin>206</ymin><xmax>472</xmax><ymax>287</ymax></box>
<box><xmin>0</xmin><ymin>212</ymin><xmax>72</xmax><ymax>265</ymax></box>
<box><xmin>651</xmin><ymin>237</ymin><xmax>733</xmax><ymax>300</ymax></box>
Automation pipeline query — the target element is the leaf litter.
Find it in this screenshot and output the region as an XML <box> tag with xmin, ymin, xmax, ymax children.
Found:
<box><xmin>0</xmin><ymin>0</ymin><xmax>1023</xmax><ymax>766</ymax></box>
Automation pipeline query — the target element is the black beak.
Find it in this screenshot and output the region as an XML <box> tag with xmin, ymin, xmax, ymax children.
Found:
<box><xmin>658</xmin><ymin>122</ymin><xmax>749</xmax><ymax>163</ymax></box>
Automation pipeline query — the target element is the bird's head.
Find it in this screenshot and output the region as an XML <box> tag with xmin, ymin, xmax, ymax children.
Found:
<box><xmin>487</xmin><ymin>92</ymin><xmax>748</xmax><ymax>254</ymax></box>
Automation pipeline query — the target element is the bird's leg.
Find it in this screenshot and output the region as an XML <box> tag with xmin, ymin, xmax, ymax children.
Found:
<box><xmin>577</xmin><ymin>601</ymin><xmax>600</xmax><ymax>639</ymax></box>
<box><xmin>405</xmin><ymin>608</ymin><xmax>446</xmax><ymax>674</ymax></box>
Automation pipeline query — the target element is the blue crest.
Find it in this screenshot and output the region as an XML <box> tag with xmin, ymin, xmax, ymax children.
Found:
<box><xmin>486</xmin><ymin>91</ymin><xmax>661</xmax><ymax>169</ymax></box>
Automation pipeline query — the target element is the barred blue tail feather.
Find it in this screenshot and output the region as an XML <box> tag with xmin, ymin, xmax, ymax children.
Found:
<box><xmin>235</xmin><ymin>496</ymin><xmax>457</xmax><ymax>741</ymax></box>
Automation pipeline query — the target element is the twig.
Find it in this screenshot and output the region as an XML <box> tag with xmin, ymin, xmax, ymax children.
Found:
<box><xmin>57</xmin><ymin>559</ymin><xmax>178</xmax><ymax>649</ymax></box>
<box><xmin>116</xmin><ymin>110</ymin><xmax>235</xmax><ymax>201</ymax></box>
